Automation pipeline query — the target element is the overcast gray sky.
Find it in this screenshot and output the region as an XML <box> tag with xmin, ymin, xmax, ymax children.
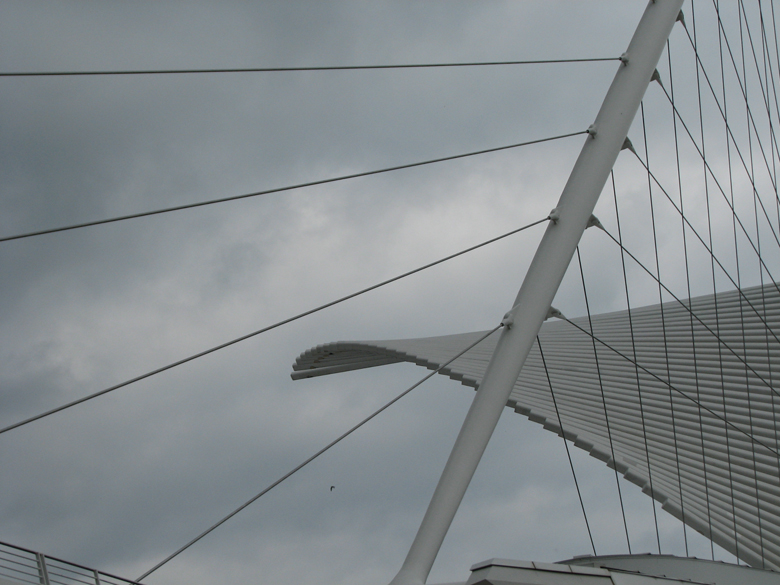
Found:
<box><xmin>0</xmin><ymin>2</ymin><xmax>774</xmax><ymax>585</ymax></box>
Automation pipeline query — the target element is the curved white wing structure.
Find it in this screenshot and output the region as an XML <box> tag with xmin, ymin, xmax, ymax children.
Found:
<box><xmin>292</xmin><ymin>283</ymin><xmax>780</xmax><ymax>569</ymax></box>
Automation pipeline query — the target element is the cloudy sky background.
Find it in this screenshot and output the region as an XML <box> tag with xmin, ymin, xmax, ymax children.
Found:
<box><xmin>1</xmin><ymin>2</ymin><xmax>776</xmax><ymax>585</ymax></box>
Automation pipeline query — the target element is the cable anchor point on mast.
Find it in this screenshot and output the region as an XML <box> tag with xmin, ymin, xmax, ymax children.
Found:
<box><xmin>549</xmin><ymin>207</ymin><xmax>562</xmax><ymax>224</ymax></box>
<box><xmin>650</xmin><ymin>68</ymin><xmax>663</xmax><ymax>88</ymax></box>
<box><xmin>620</xmin><ymin>52</ymin><xmax>629</xmax><ymax>66</ymax></box>
<box><xmin>587</xmin><ymin>124</ymin><xmax>598</xmax><ymax>138</ymax></box>
<box><xmin>501</xmin><ymin>312</ymin><xmax>514</xmax><ymax>329</ymax></box>
<box><xmin>586</xmin><ymin>214</ymin><xmax>605</xmax><ymax>231</ymax></box>
<box><xmin>676</xmin><ymin>10</ymin><xmax>686</xmax><ymax>28</ymax></box>
<box><xmin>621</xmin><ymin>136</ymin><xmax>637</xmax><ymax>155</ymax></box>
<box><xmin>546</xmin><ymin>307</ymin><xmax>566</xmax><ymax>321</ymax></box>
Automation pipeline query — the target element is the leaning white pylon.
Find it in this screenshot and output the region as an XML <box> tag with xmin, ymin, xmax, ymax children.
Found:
<box><xmin>388</xmin><ymin>2</ymin><xmax>686</xmax><ymax>584</ymax></box>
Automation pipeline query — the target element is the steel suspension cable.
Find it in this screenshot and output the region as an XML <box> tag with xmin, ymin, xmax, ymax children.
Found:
<box><xmin>758</xmin><ymin>0</ymin><xmax>780</xmax><ymax>461</ymax></box>
<box><xmin>689</xmin><ymin>6</ymin><xmax>716</xmax><ymax>558</ymax></box>
<box><xmin>739</xmin><ymin>0</ymin><xmax>779</xmax><ymax>159</ymax></box>
<box><xmin>597</xmin><ymin>223</ymin><xmax>780</xmax><ymax>405</ymax></box>
<box><xmin>660</xmin><ymin>86</ymin><xmax>780</xmax><ymax>291</ymax></box>
<box><xmin>721</xmin><ymin>12</ymin><xmax>772</xmax><ymax>547</ymax></box>
<box><xmin>0</xmin><ymin>217</ymin><xmax>548</xmax><ymax>436</ymax></box>
<box><xmin>721</xmin><ymin>2</ymin><xmax>780</xmax><ymax>280</ymax></box>
<box><xmin>697</xmin><ymin>11</ymin><xmax>741</xmax><ymax>557</ymax></box>
<box><xmin>681</xmin><ymin>16</ymin><xmax>780</xmax><ymax>232</ymax></box>
<box><xmin>576</xmin><ymin>246</ymin><xmax>632</xmax><ymax>554</ymax></box>
<box><xmin>740</xmin><ymin>0</ymin><xmax>780</xmax><ymax>202</ymax></box>
<box><xmin>644</xmin><ymin>73</ymin><xmax>689</xmax><ymax>554</ymax></box>
<box><xmin>560</xmin><ymin>317</ymin><xmax>780</xmax><ymax>459</ymax></box>
<box><xmin>0</xmin><ymin>57</ymin><xmax>620</xmax><ymax>77</ymax></box>
<box><xmin>757</xmin><ymin>0</ymin><xmax>780</xmax><ymax>236</ymax></box>
<box><xmin>0</xmin><ymin>131</ymin><xmax>584</xmax><ymax>243</ymax></box>
<box><xmin>772</xmin><ymin>1</ymin><xmax>780</xmax><ymax>119</ymax></box>
<box><xmin>136</xmin><ymin>324</ymin><xmax>503</xmax><ymax>582</ymax></box>
<box><xmin>736</xmin><ymin>3</ymin><xmax>766</xmax><ymax>565</ymax></box>
<box><xmin>758</xmin><ymin>0</ymin><xmax>780</xmax><ymax>236</ymax></box>
<box><xmin>705</xmin><ymin>4</ymin><xmax>780</xmax><ymax>199</ymax></box>
<box><xmin>770</xmin><ymin>2</ymin><xmax>780</xmax><ymax>192</ymax></box>
<box><xmin>612</xmin><ymin>165</ymin><xmax>661</xmax><ymax>553</ymax></box>
<box><xmin>657</xmin><ymin>75</ymin><xmax>780</xmax><ymax>261</ymax></box>
<box><xmin>637</xmin><ymin>68</ymin><xmax>780</xmax><ymax>444</ymax></box>
<box><xmin>716</xmin><ymin>12</ymin><xmax>753</xmax><ymax>563</ymax></box>
<box><xmin>536</xmin><ymin>336</ymin><xmax>596</xmax><ymax>556</ymax></box>
<box><xmin>738</xmin><ymin>0</ymin><xmax>770</xmax><ymax>301</ymax></box>
<box><xmin>759</xmin><ymin>1</ymin><xmax>780</xmax><ymax>243</ymax></box>
<box><xmin>631</xmin><ymin>153</ymin><xmax>780</xmax><ymax>347</ymax></box>
<box><xmin>754</xmin><ymin>5</ymin><xmax>779</xmax><ymax>450</ymax></box>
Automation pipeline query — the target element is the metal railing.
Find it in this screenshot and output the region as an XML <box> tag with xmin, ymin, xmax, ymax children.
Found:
<box><xmin>0</xmin><ymin>540</ymin><xmax>146</xmax><ymax>585</ymax></box>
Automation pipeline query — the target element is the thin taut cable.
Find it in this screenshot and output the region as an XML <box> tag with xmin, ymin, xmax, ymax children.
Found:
<box><xmin>576</xmin><ymin>246</ymin><xmax>631</xmax><ymax>554</ymax></box>
<box><xmin>611</xmin><ymin>164</ymin><xmax>661</xmax><ymax>554</ymax></box>
<box><xmin>758</xmin><ymin>0</ymin><xmax>780</xmax><ymax>467</ymax></box>
<box><xmin>705</xmin><ymin>5</ymin><xmax>741</xmax><ymax>558</ymax></box>
<box><xmin>537</xmin><ymin>336</ymin><xmax>596</xmax><ymax>556</ymax></box>
<box><xmin>671</xmin><ymin>30</ymin><xmax>780</xmax><ymax>248</ymax></box>
<box><xmin>0</xmin><ymin>57</ymin><xmax>620</xmax><ymax>77</ymax></box>
<box><xmin>632</xmin><ymin>154</ymin><xmax>780</xmax><ymax>346</ymax></box>
<box><xmin>646</xmin><ymin>57</ymin><xmax>689</xmax><ymax>553</ymax></box>
<box><xmin>136</xmin><ymin>324</ymin><xmax>503</xmax><ymax>582</ymax></box>
<box><xmin>736</xmin><ymin>2</ymin><xmax>766</xmax><ymax>566</ymax></box>
<box><xmin>739</xmin><ymin>0</ymin><xmax>779</xmax><ymax>169</ymax></box>
<box><xmin>598</xmin><ymin>222</ymin><xmax>780</xmax><ymax>403</ymax></box>
<box><xmin>0</xmin><ymin>131</ymin><xmax>584</xmax><ymax>243</ymax></box>
<box><xmin>712</xmin><ymin>3</ymin><xmax>742</xmax><ymax>560</ymax></box>
<box><xmin>757</xmin><ymin>1</ymin><xmax>780</xmax><ymax>238</ymax></box>
<box><xmin>561</xmin><ymin>317</ymin><xmax>780</xmax><ymax>459</ymax></box>
<box><xmin>0</xmin><ymin>217</ymin><xmax>548</xmax><ymax>436</ymax></box>
<box><xmin>656</xmin><ymin>82</ymin><xmax>780</xmax><ymax>274</ymax></box>
<box><xmin>690</xmin><ymin>4</ymin><xmax>716</xmax><ymax>559</ymax></box>
<box><xmin>702</xmin><ymin>4</ymin><xmax>780</xmax><ymax>202</ymax></box>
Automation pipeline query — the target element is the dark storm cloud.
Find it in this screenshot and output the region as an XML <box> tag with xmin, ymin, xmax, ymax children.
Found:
<box><xmin>0</xmin><ymin>2</ymin><xmax>739</xmax><ymax>585</ymax></box>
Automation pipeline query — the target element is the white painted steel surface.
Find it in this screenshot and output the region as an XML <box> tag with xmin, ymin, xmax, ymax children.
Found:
<box><xmin>367</xmin><ymin>2</ymin><xmax>685</xmax><ymax>583</ymax></box>
<box><xmin>466</xmin><ymin>556</ymin><xmax>780</xmax><ymax>585</ymax></box>
<box><xmin>292</xmin><ymin>283</ymin><xmax>780</xmax><ymax>570</ymax></box>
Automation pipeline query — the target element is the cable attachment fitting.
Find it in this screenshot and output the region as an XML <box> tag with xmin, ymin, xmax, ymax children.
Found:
<box><xmin>621</xmin><ymin>137</ymin><xmax>637</xmax><ymax>155</ymax></box>
<box><xmin>619</xmin><ymin>52</ymin><xmax>629</xmax><ymax>66</ymax></box>
<box><xmin>650</xmin><ymin>69</ymin><xmax>663</xmax><ymax>88</ymax></box>
<box><xmin>548</xmin><ymin>206</ymin><xmax>561</xmax><ymax>224</ymax></box>
<box><xmin>586</xmin><ymin>214</ymin><xmax>605</xmax><ymax>231</ymax></box>
<box><xmin>676</xmin><ymin>10</ymin><xmax>686</xmax><ymax>28</ymax></box>
<box><xmin>587</xmin><ymin>124</ymin><xmax>597</xmax><ymax>138</ymax></box>
<box><xmin>501</xmin><ymin>313</ymin><xmax>513</xmax><ymax>329</ymax></box>
<box><xmin>545</xmin><ymin>306</ymin><xmax>565</xmax><ymax>321</ymax></box>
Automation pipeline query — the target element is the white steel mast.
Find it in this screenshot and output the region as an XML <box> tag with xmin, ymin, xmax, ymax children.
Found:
<box><xmin>388</xmin><ymin>2</ymin><xmax>685</xmax><ymax>584</ymax></box>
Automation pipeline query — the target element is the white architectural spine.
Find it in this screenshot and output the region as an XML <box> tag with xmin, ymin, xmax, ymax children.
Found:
<box><xmin>388</xmin><ymin>2</ymin><xmax>686</xmax><ymax>584</ymax></box>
